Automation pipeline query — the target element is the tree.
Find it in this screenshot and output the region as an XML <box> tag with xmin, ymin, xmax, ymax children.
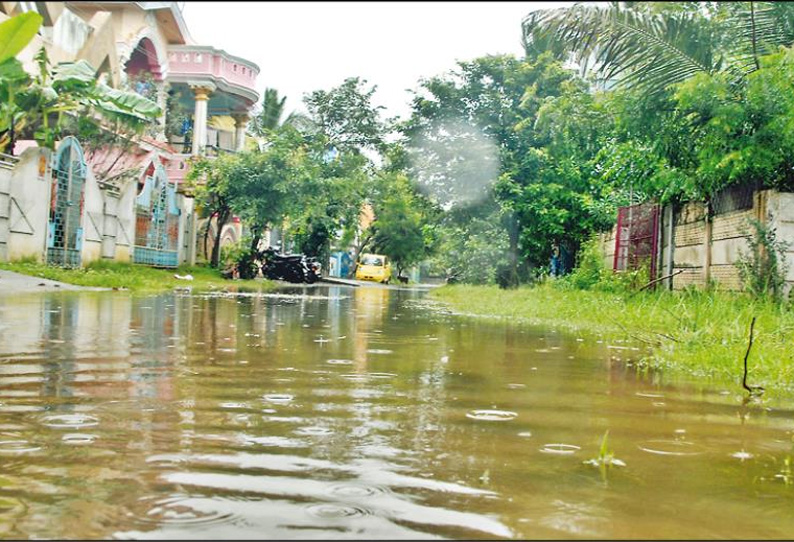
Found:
<box><xmin>303</xmin><ymin>77</ymin><xmax>389</xmax><ymax>155</ymax></box>
<box><xmin>187</xmin><ymin>128</ymin><xmax>313</xmax><ymax>269</ymax></box>
<box><xmin>521</xmin><ymin>1</ymin><xmax>794</xmax><ymax>96</ymax></box>
<box><xmin>249</xmin><ymin>87</ymin><xmax>312</xmax><ymax>138</ymax></box>
<box><xmin>288</xmin><ymin>142</ymin><xmax>370</xmax><ymax>263</ymax></box>
<box><xmin>370</xmin><ymin>172</ymin><xmax>435</xmax><ymax>278</ymax></box>
<box><xmin>401</xmin><ymin>53</ymin><xmax>599</xmax><ymax>285</ymax></box>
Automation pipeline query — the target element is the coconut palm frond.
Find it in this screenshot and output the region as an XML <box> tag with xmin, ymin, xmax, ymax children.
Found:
<box><xmin>522</xmin><ymin>2</ymin><xmax>717</xmax><ymax>95</ymax></box>
<box><xmin>728</xmin><ymin>1</ymin><xmax>794</xmax><ymax>74</ymax></box>
<box><xmin>283</xmin><ymin>111</ymin><xmax>315</xmax><ymax>133</ymax></box>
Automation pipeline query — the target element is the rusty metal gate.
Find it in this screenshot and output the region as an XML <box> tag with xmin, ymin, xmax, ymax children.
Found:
<box><xmin>133</xmin><ymin>164</ymin><xmax>180</xmax><ymax>267</ymax></box>
<box><xmin>613</xmin><ymin>202</ymin><xmax>660</xmax><ymax>275</ymax></box>
<box><xmin>47</xmin><ymin>137</ymin><xmax>86</xmax><ymax>267</ymax></box>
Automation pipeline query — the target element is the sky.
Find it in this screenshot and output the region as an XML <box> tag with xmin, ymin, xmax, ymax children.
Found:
<box><xmin>180</xmin><ymin>1</ymin><xmax>572</xmax><ymax>122</ymax></box>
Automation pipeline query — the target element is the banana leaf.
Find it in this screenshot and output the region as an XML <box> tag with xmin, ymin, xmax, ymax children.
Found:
<box><xmin>51</xmin><ymin>59</ymin><xmax>97</xmax><ymax>90</ymax></box>
<box><xmin>95</xmin><ymin>82</ymin><xmax>161</xmax><ymax>118</ymax></box>
<box><xmin>0</xmin><ymin>12</ymin><xmax>42</xmax><ymax>65</ymax></box>
<box><xmin>0</xmin><ymin>57</ymin><xmax>29</xmax><ymax>83</ymax></box>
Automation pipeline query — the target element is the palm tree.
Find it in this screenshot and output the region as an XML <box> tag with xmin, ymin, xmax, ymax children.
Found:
<box><xmin>522</xmin><ymin>1</ymin><xmax>794</xmax><ymax>95</ymax></box>
<box><xmin>249</xmin><ymin>88</ymin><xmax>312</xmax><ymax>140</ymax></box>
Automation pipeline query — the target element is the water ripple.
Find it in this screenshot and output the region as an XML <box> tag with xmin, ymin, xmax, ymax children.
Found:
<box><xmin>305</xmin><ymin>503</ymin><xmax>370</xmax><ymax>519</ymax></box>
<box><xmin>539</xmin><ymin>444</ymin><xmax>581</xmax><ymax>455</ymax></box>
<box><xmin>466</xmin><ymin>410</ymin><xmax>518</xmax><ymax>422</ymax></box>
<box><xmin>0</xmin><ymin>440</ymin><xmax>41</xmax><ymax>454</ymax></box>
<box><xmin>39</xmin><ymin>414</ymin><xmax>99</xmax><ymax>429</ymax></box>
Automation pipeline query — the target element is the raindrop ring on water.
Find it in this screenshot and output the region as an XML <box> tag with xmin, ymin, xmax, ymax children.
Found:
<box><xmin>263</xmin><ymin>394</ymin><xmax>294</xmax><ymax>403</ymax></box>
<box><xmin>466</xmin><ymin>410</ymin><xmax>518</xmax><ymax>421</ymax></box>
<box><xmin>0</xmin><ymin>440</ymin><xmax>42</xmax><ymax>454</ymax></box>
<box><xmin>539</xmin><ymin>444</ymin><xmax>581</xmax><ymax>455</ymax></box>
<box><xmin>637</xmin><ymin>439</ymin><xmax>706</xmax><ymax>456</ymax></box>
<box><xmin>329</xmin><ymin>483</ymin><xmax>387</xmax><ymax>498</ymax></box>
<box><xmin>39</xmin><ymin>414</ymin><xmax>99</xmax><ymax>429</ymax></box>
<box><xmin>305</xmin><ymin>503</ymin><xmax>370</xmax><ymax>519</ymax></box>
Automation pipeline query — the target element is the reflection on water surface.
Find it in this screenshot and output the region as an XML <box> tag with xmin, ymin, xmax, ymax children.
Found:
<box><xmin>0</xmin><ymin>286</ymin><xmax>793</xmax><ymax>539</ymax></box>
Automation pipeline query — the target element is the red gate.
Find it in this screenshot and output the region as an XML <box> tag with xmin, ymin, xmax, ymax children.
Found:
<box><xmin>613</xmin><ymin>203</ymin><xmax>660</xmax><ymax>275</ymax></box>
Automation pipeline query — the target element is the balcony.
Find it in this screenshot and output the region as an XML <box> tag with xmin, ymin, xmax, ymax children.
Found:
<box><xmin>166</xmin><ymin>45</ymin><xmax>259</xmax><ymax>114</ymax></box>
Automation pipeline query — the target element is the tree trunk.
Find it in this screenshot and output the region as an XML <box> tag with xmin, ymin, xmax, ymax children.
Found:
<box><xmin>203</xmin><ymin>219</ymin><xmax>212</xmax><ymax>262</ymax></box>
<box><xmin>506</xmin><ymin>212</ymin><xmax>520</xmax><ymax>288</ymax></box>
<box><xmin>210</xmin><ymin>208</ymin><xmax>231</xmax><ymax>268</ymax></box>
<box><xmin>348</xmin><ymin>230</ymin><xmax>374</xmax><ymax>278</ymax></box>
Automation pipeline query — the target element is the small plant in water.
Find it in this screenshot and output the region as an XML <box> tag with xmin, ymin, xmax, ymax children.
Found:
<box><xmin>775</xmin><ymin>456</ymin><xmax>793</xmax><ymax>486</ymax></box>
<box><xmin>584</xmin><ymin>430</ymin><xmax>626</xmax><ymax>469</ymax></box>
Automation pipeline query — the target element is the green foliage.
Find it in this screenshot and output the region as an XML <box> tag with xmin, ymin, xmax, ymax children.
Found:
<box><xmin>0</xmin><ymin>12</ymin><xmax>41</xmax><ymax>64</ymax></box>
<box><xmin>0</xmin><ymin>41</ymin><xmax>160</xmax><ymax>157</ymax></box>
<box><xmin>249</xmin><ymin>87</ymin><xmax>312</xmax><ymax>139</ymax></box>
<box><xmin>0</xmin><ymin>12</ymin><xmax>41</xmax><ymax>152</ymax></box>
<box><xmin>672</xmin><ymin>50</ymin><xmax>794</xmax><ymax>195</ymax></box>
<box><xmin>430</xmin><ymin>213</ymin><xmax>511</xmax><ymax>285</ymax></box>
<box><xmin>189</xmin><ymin>129</ymin><xmax>317</xmax><ymax>266</ymax></box>
<box><xmin>584</xmin><ymin>431</ymin><xmax>626</xmax><ymax>473</ymax></box>
<box><xmin>402</xmin><ymin>53</ymin><xmax>613</xmax><ymax>282</ymax></box>
<box><xmin>303</xmin><ymin>77</ymin><xmax>388</xmax><ymax>154</ymax></box>
<box><xmin>370</xmin><ymin>172</ymin><xmax>435</xmax><ymax>276</ymax></box>
<box><xmin>736</xmin><ymin>218</ymin><xmax>791</xmax><ymax>303</ymax></box>
<box><xmin>521</xmin><ymin>2</ymin><xmax>794</xmax><ymax>96</ymax></box>
<box><xmin>164</xmin><ymin>85</ymin><xmax>192</xmax><ymax>141</ymax></box>
<box><xmin>553</xmin><ymin>235</ymin><xmax>646</xmax><ymax>293</ymax></box>
<box><xmin>220</xmin><ymin>237</ymin><xmax>261</xmax><ymax>280</ymax></box>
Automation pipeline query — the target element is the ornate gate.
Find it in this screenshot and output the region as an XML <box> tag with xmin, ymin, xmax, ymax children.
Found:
<box><xmin>133</xmin><ymin>163</ymin><xmax>180</xmax><ymax>267</ymax></box>
<box><xmin>47</xmin><ymin>137</ymin><xmax>86</xmax><ymax>267</ymax></box>
<box><xmin>613</xmin><ymin>202</ymin><xmax>660</xmax><ymax>274</ymax></box>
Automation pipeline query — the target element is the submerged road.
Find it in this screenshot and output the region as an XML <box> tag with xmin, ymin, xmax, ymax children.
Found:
<box><xmin>0</xmin><ymin>269</ymin><xmax>108</xmax><ymax>295</ymax></box>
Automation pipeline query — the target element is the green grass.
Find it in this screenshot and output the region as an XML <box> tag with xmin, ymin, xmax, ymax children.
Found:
<box><xmin>0</xmin><ymin>259</ymin><xmax>276</xmax><ymax>294</ymax></box>
<box><xmin>431</xmin><ymin>283</ymin><xmax>794</xmax><ymax>395</ymax></box>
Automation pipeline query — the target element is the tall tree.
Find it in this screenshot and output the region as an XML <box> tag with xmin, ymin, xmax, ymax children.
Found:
<box><xmin>249</xmin><ymin>87</ymin><xmax>311</xmax><ymax>138</ymax></box>
<box><xmin>303</xmin><ymin>77</ymin><xmax>388</xmax><ymax>155</ymax></box>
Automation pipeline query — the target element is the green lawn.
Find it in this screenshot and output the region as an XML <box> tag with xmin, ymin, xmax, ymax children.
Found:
<box><xmin>0</xmin><ymin>259</ymin><xmax>276</xmax><ymax>294</ymax></box>
<box><xmin>431</xmin><ymin>283</ymin><xmax>794</xmax><ymax>396</ymax></box>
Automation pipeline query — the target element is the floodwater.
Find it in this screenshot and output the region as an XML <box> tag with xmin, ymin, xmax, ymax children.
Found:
<box><xmin>0</xmin><ymin>285</ymin><xmax>793</xmax><ymax>539</ymax></box>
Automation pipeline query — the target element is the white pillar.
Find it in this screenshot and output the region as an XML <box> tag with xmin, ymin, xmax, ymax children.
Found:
<box><xmin>232</xmin><ymin>113</ymin><xmax>249</xmax><ymax>152</ymax></box>
<box><xmin>191</xmin><ymin>86</ymin><xmax>212</xmax><ymax>156</ymax></box>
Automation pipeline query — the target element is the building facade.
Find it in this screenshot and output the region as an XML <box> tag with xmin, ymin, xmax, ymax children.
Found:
<box><xmin>0</xmin><ymin>1</ymin><xmax>259</xmax><ymax>267</ymax></box>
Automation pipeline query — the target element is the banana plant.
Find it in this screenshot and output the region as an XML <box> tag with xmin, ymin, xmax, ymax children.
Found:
<box><xmin>0</xmin><ymin>10</ymin><xmax>161</xmax><ymax>154</ymax></box>
<box><xmin>0</xmin><ymin>12</ymin><xmax>42</xmax><ymax>153</ymax></box>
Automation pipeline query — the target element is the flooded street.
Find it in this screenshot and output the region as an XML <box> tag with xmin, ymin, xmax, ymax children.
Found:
<box><xmin>0</xmin><ymin>285</ymin><xmax>793</xmax><ymax>539</ymax></box>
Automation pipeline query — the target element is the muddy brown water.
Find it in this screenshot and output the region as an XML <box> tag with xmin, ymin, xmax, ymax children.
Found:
<box><xmin>0</xmin><ymin>285</ymin><xmax>793</xmax><ymax>539</ymax></box>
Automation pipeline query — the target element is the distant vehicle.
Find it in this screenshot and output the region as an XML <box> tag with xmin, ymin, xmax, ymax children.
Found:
<box><xmin>355</xmin><ymin>253</ymin><xmax>392</xmax><ymax>284</ymax></box>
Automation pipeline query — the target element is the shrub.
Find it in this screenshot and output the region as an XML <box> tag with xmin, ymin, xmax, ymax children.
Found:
<box><xmin>736</xmin><ymin>219</ymin><xmax>790</xmax><ymax>303</ymax></box>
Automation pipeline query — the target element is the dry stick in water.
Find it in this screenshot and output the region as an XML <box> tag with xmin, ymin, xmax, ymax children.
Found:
<box><xmin>638</xmin><ymin>268</ymin><xmax>686</xmax><ymax>292</ymax></box>
<box><xmin>742</xmin><ymin>316</ymin><xmax>764</xmax><ymax>396</ymax></box>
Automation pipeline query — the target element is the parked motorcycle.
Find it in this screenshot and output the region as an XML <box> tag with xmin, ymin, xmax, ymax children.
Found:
<box><xmin>305</xmin><ymin>257</ymin><xmax>322</xmax><ymax>284</ymax></box>
<box><xmin>261</xmin><ymin>247</ymin><xmax>321</xmax><ymax>284</ymax></box>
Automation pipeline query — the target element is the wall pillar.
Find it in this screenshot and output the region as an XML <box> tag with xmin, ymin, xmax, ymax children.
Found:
<box><xmin>232</xmin><ymin>113</ymin><xmax>249</xmax><ymax>153</ymax></box>
<box><xmin>190</xmin><ymin>85</ymin><xmax>214</xmax><ymax>156</ymax></box>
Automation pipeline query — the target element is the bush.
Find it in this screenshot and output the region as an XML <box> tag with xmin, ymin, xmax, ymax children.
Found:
<box><xmin>220</xmin><ymin>237</ymin><xmax>261</xmax><ymax>280</ymax></box>
<box><xmin>554</xmin><ymin>235</ymin><xmax>649</xmax><ymax>293</ymax></box>
<box><xmin>736</xmin><ymin>218</ymin><xmax>790</xmax><ymax>303</ymax></box>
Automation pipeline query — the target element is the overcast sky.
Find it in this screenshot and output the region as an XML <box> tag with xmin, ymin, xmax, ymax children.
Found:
<box><xmin>180</xmin><ymin>1</ymin><xmax>571</xmax><ymax>121</ymax></box>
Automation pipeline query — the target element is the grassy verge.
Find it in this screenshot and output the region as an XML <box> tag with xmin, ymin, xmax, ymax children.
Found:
<box><xmin>431</xmin><ymin>283</ymin><xmax>794</xmax><ymax>395</ymax></box>
<box><xmin>0</xmin><ymin>259</ymin><xmax>276</xmax><ymax>294</ymax></box>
